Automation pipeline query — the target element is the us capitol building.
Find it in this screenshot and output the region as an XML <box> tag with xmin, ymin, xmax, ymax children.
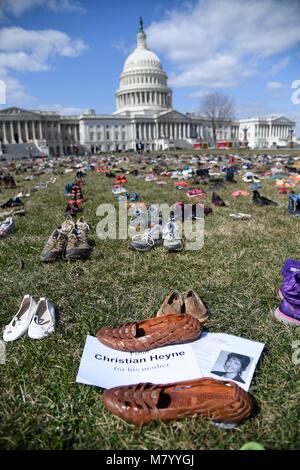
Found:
<box><xmin>0</xmin><ymin>19</ymin><xmax>297</xmax><ymax>157</ymax></box>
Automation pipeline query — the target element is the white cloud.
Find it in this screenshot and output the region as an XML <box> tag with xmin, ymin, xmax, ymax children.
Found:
<box><xmin>267</xmin><ymin>81</ymin><xmax>289</xmax><ymax>90</ymax></box>
<box><xmin>270</xmin><ymin>57</ymin><xmax>290</xmax><ymax>75</ymax></box>
<box><xmin>0</xmin><ymin>0</ymin><xmax>86</xmax><ymax>18</ymax></box>
<box><xmin>112</xmin><ymin>40</ymin><xmax>133</xmax><ymax>56</ymax></box>
<box><xmin>36</xmin><ymin>104</ymin><xmax>86</xmax><ymax>115</ymax></box>
<box><xmin>147</xmin><ymin>0</ymin><xmax>300</xmax><ymax>89</ymax></box>
<box><xmin>0</xmin><ymin>69</ymin><xmax>35</xmax><ymax>104</ymax></box>
<box><xmin>0</xmin><ymin>26</ymin><xmax>88</xmax><ymax>104</ymax></box>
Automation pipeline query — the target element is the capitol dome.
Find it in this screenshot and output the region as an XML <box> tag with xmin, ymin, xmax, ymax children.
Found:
<box><xmin>114</xmin><ymin>18</ymin><xmax>173</xmax><ymax>116</ymax></box>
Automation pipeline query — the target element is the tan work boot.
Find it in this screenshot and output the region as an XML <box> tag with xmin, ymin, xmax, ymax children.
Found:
<box><xmin>40</xmin><ymin>229</ymin><xmax>67</xmax><ymax>262</ymax></box>
<box><xmin>65</xmin><ymin>217</ymin><xmax>91</xmax><ymax>260</ymax></box>
<box><xmin>156</xmin><ymin>291</ymin><xmax>183</xmax><ymax>317</ymax></box>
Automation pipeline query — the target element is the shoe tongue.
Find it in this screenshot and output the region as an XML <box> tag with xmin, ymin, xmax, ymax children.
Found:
<box><xmin>53</xmin><ymin>229</ymin><xmax>61</xmax><ymax>238</ymax></box>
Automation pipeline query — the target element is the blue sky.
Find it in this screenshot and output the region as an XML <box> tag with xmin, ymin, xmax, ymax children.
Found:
<box><xmin>0</xmin><ymin>0</ymin><xmax>300</xmax><ymax>134</ymax></box>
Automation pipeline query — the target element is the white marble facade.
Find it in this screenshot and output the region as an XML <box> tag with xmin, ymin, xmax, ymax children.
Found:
<box><xmin>0</xmin><ymin>21</ymin><xmax>296</xmax><ymax>156</ymax></box>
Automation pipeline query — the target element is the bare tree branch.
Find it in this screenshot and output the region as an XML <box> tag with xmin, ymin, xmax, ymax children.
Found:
<box><xmin>197</xmin><ymin>92</ymin><xmax>235</xmax><ymax>145</ymax></box>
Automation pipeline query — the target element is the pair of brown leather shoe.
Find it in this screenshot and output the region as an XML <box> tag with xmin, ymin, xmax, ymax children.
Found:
<box><xmin>97</xmin><ymin>313</ymin><xmax>202</xmax><ymax>352</ymax></box>
<box><xmin>157</xmin><ymin>290</ymin><xmax>207</xmax><ymax>323</ymax></box>
<box><xmin>102</xmin><ymin>377</ymin><xmax>253</xmax><ymax>426</ymax></box>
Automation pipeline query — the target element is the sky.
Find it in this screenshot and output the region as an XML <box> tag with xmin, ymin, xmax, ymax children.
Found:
<box><xmin>0</xmin><ymin>0</ymin><xmax>300</xmax><ymax>134</ymax></box>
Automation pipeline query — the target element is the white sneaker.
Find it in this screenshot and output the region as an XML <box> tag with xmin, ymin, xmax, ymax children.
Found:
<box><xmin>0</xmin><ymin>217</ymin><xmax>16</xmax><ymax>238</ymax></box>
<box><xmin>28</xmin><ymin>298</ymin><xmax>55</xmax><ymax>339</ymax></box>
<box><xmin>162</xmin><ymin>221</ymin><xmax>183</xmax><ymax>252</ymax></box>
<box><xmin>3</xmin><ymin>295</ymin><xmax>37</xmax><ymax>342</ymax></box>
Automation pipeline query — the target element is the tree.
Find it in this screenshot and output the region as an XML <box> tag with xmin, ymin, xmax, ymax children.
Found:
<box><xmin>198</xmin><ymin>92</ymin><xmax>235</xmax><ymax>146</ymax></box>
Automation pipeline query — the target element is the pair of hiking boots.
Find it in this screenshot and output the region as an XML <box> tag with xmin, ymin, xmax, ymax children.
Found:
<box><xmin>40</xmin><ymin>216</ymin><xmax>91</xmax><ymax>262</ymax></box>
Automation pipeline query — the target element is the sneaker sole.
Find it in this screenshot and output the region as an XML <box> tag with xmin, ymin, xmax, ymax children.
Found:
<box><xmin>273</xmin><ymin>307</ymin><xmax>300</xmax><ymax>326</ymax></box>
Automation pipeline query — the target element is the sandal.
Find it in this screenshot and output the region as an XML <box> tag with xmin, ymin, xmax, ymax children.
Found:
<box><xmin>103</xmin><ymin>377</ymin><xmax>253</xmax><ymax>425</ymax></box>
<box><xmin>96</xmin><ymin>313</ymin><xmax>202</xmax><ymax>352</ymax></box>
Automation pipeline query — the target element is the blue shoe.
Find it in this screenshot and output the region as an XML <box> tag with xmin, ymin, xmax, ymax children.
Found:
<box><xmin>129</xmin><ymin>192</ymin><xmax>141</xmax><ymax>202</ymax></box>
<box><xmin>250</xmin><ymin>183</ymin><xmax>262</xmax><ymax>190</ymax></box>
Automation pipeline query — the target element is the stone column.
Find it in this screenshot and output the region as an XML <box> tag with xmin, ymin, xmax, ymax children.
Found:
<box><xmin>39</xmin><ymin>121</ymin><xmax>43</xmax><ymax>140</ymax></box>
<box><xmin>17</xmin><ymin>121</ymin><xmax>23</xmax><ymax>143</ymax></box>
<box><xmin>32</xmin><ymin>121</ymin><xmax>36</xmax><ymax>140</ymax></box>
<box><xmin>10</xmin><ymin>122</ymin><xmax>15</xmax><ymax>143</ymax></box>
<box><xmin>25</xmin><ymin>121</ymin><xmax>29</xmax><ymax>142</ymax></box>
<box><xmin>3</xmin><ymin>122</ymin><xmax>8</xmax><ymax>144</ymax></box>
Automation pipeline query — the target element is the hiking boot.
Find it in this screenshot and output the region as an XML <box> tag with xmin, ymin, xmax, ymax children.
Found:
<box><xmin>59</xmin><ymin>215</ymin><xmax>75</xmax><ymax>236</ymax></box>
<box><xmin>252</xmin><ymin>190</ymin><xmax>277</xmax><ymax>206</ymax></box>
<box><xmin>0</xmin><ymin>217</ymin><xmax>16</xmax><ymax>238</ymax></box>
<box><xmin>212</xmin><ymin>192</ymin><xmax>226</xmax><ymax>207</ymax></box>
<box><xmin>65</xmin><ymin>220</ymin><xmax>91</xmax><ymax>260</ymax></box>
<box><xmin>128</xmin><ymin>225</ymin><xmax>162</xmax><ymax>252</ymax></box>
<box><xmin>162</xmin><ymin>221</ymin><xmax>183</xmax><ymax>252</ymax></box>
<box><xmin>40</xmin><ymin>229</ymin><xmax>67</xmax><ymax>262</ymax></box>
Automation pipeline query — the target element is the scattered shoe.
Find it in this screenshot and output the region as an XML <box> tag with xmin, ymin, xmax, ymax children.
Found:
<box><xmin>250</xmin><ymin>183</ymin><xmax>262</xmax><ymax>190</ymax></box>
<box><xmin>3</xmin><ymin>295</ymin><xmax>37</xmax><ymax>342</ymax></box>
<box><xmin>231</xmin><ymin>190</ymin><xmax>250</xmax><ymax>197</ymax></box>
<box><xmin>96</xmin><ymin>313</ymin><xmax>202</xmax><ymax>352</ymax></box>
<box><xmin>112</xmin><ymin>185</ymin><xmax>127</xmax><ymax>195</ymax></box>
<box><xmin>65</xmin><ymin>218</ymin><xmax>91</xmax><ymax>260</ymax></box>
<box><xmin>129</xmin><ymin>192</ymin><xmax>141</xmax><ymax>202</ymax></box>
<box><xmin>28</xmin><ymin>298</ymin><xmax>55</xmax><ymax>339</ymax></box>
<box><xmin>252</xmin><ymin>190</ymin><xmax>277</xmax><ymax>206</ymax></box>
<box><xmin>66</xmin><ymin>200</ymin><xmax>81</xmax><ymax>216</ymax></box>
<box><xmin>212</xmin><ymin>192</ymin><xmax>226</xmax><ymax>207</ymax></box>
<box><xmin>128</xmin><ymin>225</ymin><xmax>162</xmax><ymax>252</ymax></box>
<box><xmin>183</xmin><ymin>289</ymin><xmax>207</xmax><ymax>322</ymax></box>
<box><xmin>0</xmin><ymin>217</ymin><xmax>16</xmax><ymax>238</ymax></box>
<box><xmin>187</xmin><ymin>188</ymin><xmax>207</xmax><ymax>198</ymax></box>
<box><xmin>10</xmin><ymin>207</ymin><xmax>26</xmax><ymax>217</ymax></box>
<box><xmin>0</xmin><ymin>197</ymin><xmax>23</xmax><ymax>209</ymax></box>
<box><xmin>40</xmin><ymin>229</ymin><xmax>67</xmax><ymax>262</ymax></box>
<box><xmin>102</xmin><ymin>377</ymin><xmax>253</xmax><ymax>426</ymax></box>
<box><xmin>115</xmin><ymin>175</ymin><xmax>128</xmax><ymax>184</ymax></box>
<box><xmin>162</xmin><ymin>220</ymin><xmax>183</xmax><ymax>252</ymax></box>
<box><xmin>156</xmin><ymin>291</ymin><xmax>183</xmax><ymax>317</ymax></box>
<box><xmin>229</xmin><ymin>213</ymin><xmax>252</xmax><ymax>220</ymax></box>
<box><xmin>274</xmin><ymin>258</ymin><xmax>300</xmax><ymax>326</ymax></box>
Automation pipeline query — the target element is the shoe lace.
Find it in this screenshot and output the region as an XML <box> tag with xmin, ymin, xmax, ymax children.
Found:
<box><xmin>132</xmin><ymin>229</ymin><xmax>155</xmax><ymax>246</ymax></box>
<box><xmin>48</xmin><ymin>230</ymin><xmax>66</xmax><ymax>249</ymax></box>
<box><xmin>163</xmin><ymin>222</ymin><xmax>179</xmax><ymax>241</ymax></box>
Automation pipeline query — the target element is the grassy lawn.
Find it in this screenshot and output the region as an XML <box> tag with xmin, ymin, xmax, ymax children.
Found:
<box><xmin>0</xmin><ymin>155</ymin><xmax>299</xmax><ymax>450</ymax></box>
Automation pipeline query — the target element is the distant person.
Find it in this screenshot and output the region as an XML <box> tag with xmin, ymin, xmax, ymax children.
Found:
<box><xmin>211</xmin><ymin>352</ymin><xmax>251</xmax><ymax>384</ymax></box>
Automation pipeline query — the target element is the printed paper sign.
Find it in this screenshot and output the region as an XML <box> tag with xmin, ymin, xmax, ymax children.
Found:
<box><xmin>76</xmin><ymin>335</ymin><xmax>202</xmax><ymax>389</ymax></box>
<box><xmin>76</xmin><ymin>333</ymin><xmax>264</xmax><ymax>391</ymax></box>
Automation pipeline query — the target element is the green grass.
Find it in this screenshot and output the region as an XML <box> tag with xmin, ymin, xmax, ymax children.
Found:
<box><xmin>0</xmin><ymin>157</ymin><xmax>299</xmax><ymax>450</ymax></box>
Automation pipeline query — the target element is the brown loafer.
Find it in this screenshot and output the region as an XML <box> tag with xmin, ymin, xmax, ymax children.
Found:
<box><xmin>156</xmin><ymin>291</ymin><xmax>183</xmax><ymax>317</ymax></box>
<box><xmin>96</xmin><ymin>313</ymin><xmax>202</xmax><ymax>352</ymax></box>
<box><xmin>183</xmin><ymin>289</ymin><xmax>207</xmax><ymax>322</ymax></box>
<box><xmin>103</xmin><ymin>377</ymin><xmax>253</xmax><ymax>426</ymax></box>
